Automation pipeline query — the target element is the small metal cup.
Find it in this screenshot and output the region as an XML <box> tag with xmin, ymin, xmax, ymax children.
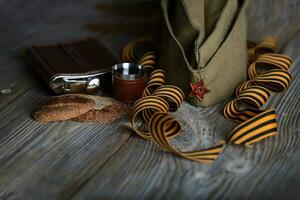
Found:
<box><xmin>112</xmin><ymin>63</ymin><xmax>147</xmax><ymax>103</ymax></box>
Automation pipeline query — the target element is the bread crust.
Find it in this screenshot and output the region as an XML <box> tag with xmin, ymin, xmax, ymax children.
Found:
<box><xmin>33</xmin><ymin>94</ymin><xmax>129</xmax><ymax>123</ymax></box>
<box><xmin>33</xmin><ymin>95</ymin><xmax>95</xmax><ymax>122</ymax></box>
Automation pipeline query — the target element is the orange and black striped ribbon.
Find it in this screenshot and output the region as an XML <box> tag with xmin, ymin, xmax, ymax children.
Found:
<box><xmin>129</xmin><ymin>71</ymin><xmax>224</xmax><ymax>163</ymax></box>
<box><xmin>224</xmin><ymin>37</ymin><xmax>292</xmax><ymax>146</ymax></box>
<box><xmin>122</xmin><ymin>39</ymin><xmax>156</xmax><ymax>70</ymax></box>
<box><xmin>123</xmin><ymin>37</ymin><xmax>293</xmax><ymax>163</ymax></box>
<box><xmin>123</xmin><ymin>42</ymin><xmax>224</xmax><ymax>163</ymax></box>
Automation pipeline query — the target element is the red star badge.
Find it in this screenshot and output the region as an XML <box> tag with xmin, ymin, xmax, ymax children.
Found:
<box><xmin>189</xmin><ymin>80</ymin><xmax>209</xmax><ymax>101</ymax></box>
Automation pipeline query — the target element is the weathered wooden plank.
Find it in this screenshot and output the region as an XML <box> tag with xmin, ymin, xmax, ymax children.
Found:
<box><xmin>0</xmin><ymin>0</ymin><xmax>159</xmax><ymax>56</ymax></box>
<box><xmin>0</xmin><ymin>0</ymin><xmax>158</xmax><ymax>199</ymax></box>
<box><xmin>0</xmin><ymin>0</ymin><xmax>300</xmax><ymax>199</ymax></box>
<box><xmin>0</xmin><ymin>55</ymin><xmax>38</xmax><ymax>109</ymax></box>
<box><xmin>0</xmin><ymin>86</ymin><xmax>135</xmax><ymax>199</ymax></box>
<box><xmin>247</xmin><ymin>0</ymin><xmax>300</xmax><ymax>47</ymax></box>
<box><xmin>72</xmin><ymin>36</ymin><xmax>300</xmax><ymax>199</ymax></box>
<box><xmin>0</xmin><ymin>0</ymin><xmax>156</xmax><ymax>109</ymax></box>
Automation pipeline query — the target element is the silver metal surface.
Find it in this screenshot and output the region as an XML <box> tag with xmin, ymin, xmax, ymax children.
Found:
<box><xmin>112</xmin><ymin>63</ymin><xmax>144</xmax><ymax>80</ymax></box>
<box><xmin>49</xmin><ymin>69</ymin><xmax>111</xmax><ymax>94</ymax></box>
<box><xmin>86</xmin><ymin>77</ymin><xmax>100</xmax><ymax>92</ymax></box>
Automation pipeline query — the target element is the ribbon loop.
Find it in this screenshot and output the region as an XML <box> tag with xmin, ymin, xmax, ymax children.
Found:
<box><xmin>152</xmin><ymin>85</ymin><xmax>185</xmax><ymax>112</ymax></box>
<box><xmin>248</xmin><ymin>53</ymin><xmax>292</xmax><ymax>79</ymax></box>
<box><xmin>225</xmin><ymin>38</ymin><xmax>293</xmax><ymax>146</ymax></box>
<box><xmin>149</xmin><ymin>112</ymin><xmax>225</xmax><ymax>163</ymax></box>
<box><xmin>131</xmin><ymin>96</ymin><xmax>169</xmax><ymax>140</ymax></box>
<box><xmin>228</xmin><ymin>109</ymin><xmax>277</xmax><ymax>146</ymax></box>
<box><xmin>138</xmin><ymin>51</ymin><xmax>156</xmax><ymax>70</ymax></box>
<box><xmin>142</xmin><ymin>69</ymin><xmax>166</xmax><ymax>97</ymax></box>
<box><xmin>248</xmin><ymin>37</ymin><xmax>278</xmax><ymax>61</ymax></box>
<box><xmin>122</xmin><ymin>40</ymin><xmax>138</xmax><ymax>63</ymax></box>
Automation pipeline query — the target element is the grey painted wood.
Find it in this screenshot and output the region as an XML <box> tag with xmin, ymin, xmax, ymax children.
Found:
<box><xmin>74</xmin><ymin>65</ymin><xmax>300</xmax><ymax>199</ymax></box>
<box><xmin>0</xmin><ymin>87</ymin><xmax>135</xmax><ymax>199</ymax></box>
<box><xmin>247</xmin><ymin>0</ymin><xmax>300</xmax><ymax>50</ymax></box>
<box><xmin>0</xmin><ymin>0</ymin><xmax>300</xmax><ymax>199</ymax></box>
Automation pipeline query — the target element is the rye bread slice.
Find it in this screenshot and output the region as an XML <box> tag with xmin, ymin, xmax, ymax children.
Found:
<box><xmin>73</xmin><ymin>95</ymin><xmax>129</xmax><ymax>123</ymax></box>
<box><xmin>33</xmin><ymin>95</ymin><xmax>95</xmax><ymax>122</ymax></box>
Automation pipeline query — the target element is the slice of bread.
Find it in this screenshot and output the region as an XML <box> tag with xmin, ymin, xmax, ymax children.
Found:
<box><xmin>33</xmin><ymin>95</ymin><xmax>95</xmax><ymax>122</ymax></box>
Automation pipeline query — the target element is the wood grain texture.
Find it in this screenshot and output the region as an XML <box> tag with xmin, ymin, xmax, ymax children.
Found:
<box><xmin>74</xmin><ymin>65</ymin><xmax>300</xmax><ymax>199</ymax></box>
<box><xmin>0</xmin><ymin>0</ymin><xmax>300</xmax><ymax>199</ymax></box>
<box><xmin>247</xmin><ymin>0</ymin><xmax>300</xmax><ymax>48</ymax></box>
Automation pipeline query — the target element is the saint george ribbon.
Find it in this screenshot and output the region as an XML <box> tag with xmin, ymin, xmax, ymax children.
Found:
<box><xmin>123</xmin><ymin>37</ymin><xmax>293</xmax><ymax>163</ymax></box>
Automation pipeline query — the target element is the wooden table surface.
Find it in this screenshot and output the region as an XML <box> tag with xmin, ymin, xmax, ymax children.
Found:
<box><xmin>0</xmin><ymin>0</ymin><xmax>300</xmax><ymax>199</ymax></box>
